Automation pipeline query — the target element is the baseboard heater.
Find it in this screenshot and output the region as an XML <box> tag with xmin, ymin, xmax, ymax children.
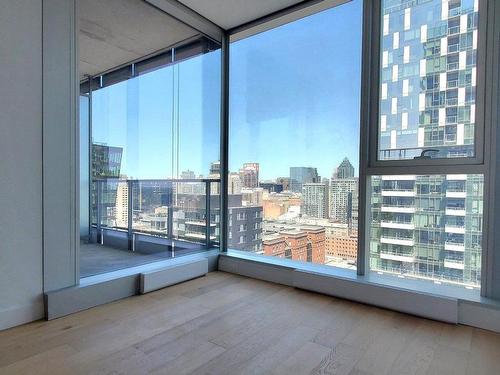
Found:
<box><xmin>140</xmin><ymin>258</ymin><xmax>208</xmax><ymax>294</ymax></box>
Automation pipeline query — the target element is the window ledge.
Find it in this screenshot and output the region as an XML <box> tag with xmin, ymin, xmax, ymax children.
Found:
<box><xmin>224</xmin><ymin>249</ymin><xmax>481</xmax><ymax>302</ymax></box>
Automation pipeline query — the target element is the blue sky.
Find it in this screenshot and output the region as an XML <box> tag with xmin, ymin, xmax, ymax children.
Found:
<box><xmin>91</xmin><ymin>0</ymin><xmax>362</xmax><ymax>181</ymax></box>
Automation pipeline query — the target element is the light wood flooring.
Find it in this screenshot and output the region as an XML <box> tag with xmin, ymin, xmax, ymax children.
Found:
<box><xmin>1</xmin><ymin>272</ymin><xmax>500</xmax><ymax>375</ymax></box>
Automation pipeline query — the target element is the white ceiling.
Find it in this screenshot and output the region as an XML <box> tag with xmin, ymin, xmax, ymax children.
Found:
<box><xmin>79</xmin><ymin>0</ymin><xmax>198</xmax><ymax>78</ymax></box>
<box><xmin>177</xmin><ymin>0</ymin><xmax>305</xmax><ymax>29</ymax></box>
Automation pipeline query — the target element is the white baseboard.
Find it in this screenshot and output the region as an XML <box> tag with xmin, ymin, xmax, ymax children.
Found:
<box><xmin>0</xmin><ymin>300</ymin><xmax>44</xmax><ymax>331</ymax></box>
<box><xmin>140</xmin><ymin>259</ymin><xmax>208</xmax><ymax>293</ymax></box>
<box><xmin>459</xmin><ymin>300</ymin><xmax>500</xmax><ymax>332</ymax></box>
<box><xmin>219</xmin><ymin>254</ymin><xmax>459</xmax><ymax>324</ymax></box>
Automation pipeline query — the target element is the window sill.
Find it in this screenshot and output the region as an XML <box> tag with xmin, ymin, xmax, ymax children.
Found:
<box><xmin>225</xmin><ymin>249</ymin><xmax>481</xmax><ymax>302</ymax></box>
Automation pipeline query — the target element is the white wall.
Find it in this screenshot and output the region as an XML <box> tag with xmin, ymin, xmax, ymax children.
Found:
<box><xmin>43</xmin><ymin>0</ymin><xmax>79</xmax><ymax>292</ymax></box>
<box><xmin>0</xmin><ymin>0</ymin><xmax>44</xmax><ymax>329</ymax></box>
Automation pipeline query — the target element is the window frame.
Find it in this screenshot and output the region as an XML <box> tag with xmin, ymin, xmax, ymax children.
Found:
<box><xmin>222</xmin><ymin>0</ymin><xmax>499</xmax><ymax>298</ymax></box>
<box><xmin>367</xmin><ymin>0</ymin><xmax>488</xmax><ymax>169</ymax></box>
<box><xmin>360</xmin><ymin>0</ymin><xmax>494</xmax><ymax>296</ymax></box>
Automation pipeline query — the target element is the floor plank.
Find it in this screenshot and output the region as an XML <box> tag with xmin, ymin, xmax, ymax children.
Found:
<box><xmin>1</xmin><ymin>272</ymin><xmax>500</xmax><ymax>375</ymax></box>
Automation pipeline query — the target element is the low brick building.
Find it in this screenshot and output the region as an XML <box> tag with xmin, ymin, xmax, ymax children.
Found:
<box><xmin>262</xmin><ymin>226</ymin><xmax>325</xmax><ymax>264</ymax></box>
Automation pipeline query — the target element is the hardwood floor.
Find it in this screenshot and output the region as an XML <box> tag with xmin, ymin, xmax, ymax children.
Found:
<box><xmin>1</xmin><ymin>271</ymin><xmax>500</xmax><ymax>375</ymax></box>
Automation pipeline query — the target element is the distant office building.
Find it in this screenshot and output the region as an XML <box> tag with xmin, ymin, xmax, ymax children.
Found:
<box><xmin>289</xmin><ymin>167</ymin><xmax>319</xmax><ymax>193</ymax></box>
<box><xmin>228</xmin><ymin>173</ymin><xmax>242</xmax><ymax>194</ymax></box>
<box><xmin>262</xmin><ymin>192</ymin><xmax>300</xmax><ymax>220</ymax></box>
<box><xmin>92</xmin><ymin>144</ymin><xmax>123</xmax><ymax>179</ymax></box>
<box><xmin>209</xmin><ymin>161</ymin><xmax>220</xmax><ymax>176</ymax></box>
<box><xmin>180</xmin><ymin>170</ymin><xmax>196</xmax><ymax>179</ymax></box>
<box><xmin>334</xmin><ymin>157</ymin><xmax>355</xmax><ymax>179</ymax></box>
<box><xmin>263</xmin><ymin>199</ymin><xmax>288</xmax><ymax>220</ymax></box>
<box><xmin>330</xmin><ymin>178</ymin><xmax>358</xmax><ymax>225</ymax></box>
<box><xmin>241</xmin><ymin>188</ymin><xmax>264</xmax><ymax>207</ymax></box>
<box><xmin>239</xmin><ymin>163</ymin><xmax>259</xmax><ymax>188</ymax></box>
<box><xmin>302</xmin><ymin>183</ymin><xmax>329</xmax><ymax>219</ymax></box>
<box><xmin>113</xmin><ymin>181</ymin><xmax>129</xmax><ymax>228</ymax></box>
<box><xmin>177</xmin><ymin>170</ymin><xmax>204</xmax><ymax>195</ymax></box>
<box><xmin>276</xmin><ymin>177</ymin><xmax>291</xmax><ymax>191</ymax></box>
<box><xmin>329</xmin><ymin>158</ymin><xmax>358</xmax><ymax>226</ymax></box>
<box><xmin>91</xmin><ymin>144</ymin><xmax>124</xmax><ymax>230</ymax></box>
<box><xmin>260</xmin><ymin>181</ymin><xmax>283</xmax><ymax>193</ymax></box>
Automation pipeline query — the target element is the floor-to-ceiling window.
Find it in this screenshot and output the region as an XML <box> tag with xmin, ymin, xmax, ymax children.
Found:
<box><xmin>226</xmin><ymin>0</ymin><xmax>488</xmax><ymax>297</ymax></box>
<box><xmin>78</xmin><ymin>0</ymin><xmax>221</xmax><ymax>277</ymax></box>
<box><xmin>369</xmin><ymin>0</ymin><xmax>484</xmax><ymax>291</ymax></box>
<box><xmin>228</xmin><ymin>0</ymin><xmax>363</xmax><ymax>269</ymax></box>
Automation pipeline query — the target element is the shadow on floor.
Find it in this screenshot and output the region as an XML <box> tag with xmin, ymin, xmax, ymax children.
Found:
<box><xmin>80</xmin><ymin>242</ymin><xmax>206</xmax><ymax>278</ymax></box>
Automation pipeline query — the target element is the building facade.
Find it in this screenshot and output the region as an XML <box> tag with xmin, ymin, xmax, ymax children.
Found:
<box><xmin>370</xmin><ymin>174</ymin><xmax>483</xmax><ymax>287</ymax></box>
<box><xmin>228</xmin><ymin>194</ymin><xmax>263</xmax><ymax>252</ymax></box>
<box><xmin>289</xmin><ymin>167</ymin><xmax>319</xmax><ymax>193</ymax></box>
<box><xmin>378</xmin><ymin>0</ymin><xmax>478</xmax><ymax>160</ymax></box>
<box><xmin>239</xmin><ymin>163</ymin><xmax>259</xmax><ymax>188</ymax></box>
<box><xmin>302</xmin><ymin>183</ymin><xmax>329</xmax><ymax>219</ymax></box>
<box><xmin>334</xmin><ymin>157</ymin><xmax>355</xmax><ymax>179</ymax></box>
<box><xmin>262</xmin><ymin>226</ymin><xmax>325</xmax><ymax>264</ymax></box>
<box><xmin>330</xmin><ymin>177</ymin><xmax>358</xmax><ymax>225</ymax></box>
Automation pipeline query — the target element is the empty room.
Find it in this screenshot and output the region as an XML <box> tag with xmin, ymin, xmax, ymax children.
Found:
<box><xmin>1</xmin><ymin>0</ymin><xmax>500</xmax><ymax>374</ymax></box>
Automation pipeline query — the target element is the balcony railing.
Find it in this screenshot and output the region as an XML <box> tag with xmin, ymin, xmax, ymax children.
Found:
<box><xmin>92</xmin><ymin>178</ymin><xmax>220</xmax><ymax>250</ymax></box>
<box><xmin>380</xmin><ymin>220</ymin><xmax>414</xmax><ymax>230</ymax></box>
<box><xmin>380</xmin><ymin>236</ymin><xmax>415</xmax><ymax>246</ymax></box>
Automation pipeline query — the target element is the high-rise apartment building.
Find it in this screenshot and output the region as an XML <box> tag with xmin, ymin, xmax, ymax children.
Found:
<box><xmin>371</xmin><ymin>0</ymin><xmax>482</xmax><ymax>288</ymax></box>
<box><xmin>239</xmin><ymin>163</ymin><xmax>259</xmax><ymax>188</ymax></box>
<box><xmin>302</xmin><ymin>183</ymin><xmax>329</xmax><ymax>219</ymax></box>
<box><xmin>378</xmin><ymin>0</ymin><xmax>478</xmax><ymax>160</ymax></box>
<box><xmin>329</xmin><ymin>158</ymin><xmax>358</xmax><ymax>225</ymax></box>
<box><xmin>92</xmin><ymin>144</ymin><xmax>123</xmax><ymax>179</ymax></box>
<box><xmin>114</xmin><ymin>181</ymin><xmax>129</xmax><ymax>228</ymax></box>
<box><xmin>370</xmin><ymin>174</ymin><xmax>483</xmax><ymax>287</ymax></box>
<box><xmin>289</xmin><ymin>167</ymin><xmax>319</xmax><ymax>193</ymax></box>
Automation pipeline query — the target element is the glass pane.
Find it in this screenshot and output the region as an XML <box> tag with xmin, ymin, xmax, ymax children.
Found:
<box><xmin>229</xmin><ymin>1</ymin><xmax>362</xmax><ymax>269</ymax></box>
<box><xmin>96</xmin><ymin>180</ymin><xmax>129</xmax><ymax>231</ymax></box>
<box><xmin>132</xmin><ymin>180</ymin><xmax>172</xmax><ymax>237</ymax></box>
<box><xmin>79</xmin><ymin>0</ymin><xmax>221</xmax><ymax>277</ymax></box>
<box><xmin>370</xmin><ymin>174</ymin><xmax>483</xmax><ymax>290</ymax></box>
<box><xmin>378</xmin><ymin>0</ymin><xmax>479</xmax><ymax>160</ymax></box>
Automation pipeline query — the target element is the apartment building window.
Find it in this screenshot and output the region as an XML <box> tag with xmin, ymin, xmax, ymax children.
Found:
<box><xmin>377</xmin><ymin>0</ymin><xmax>480</xmax><ymax>161</ymax></box>
<box><xmin>368</xmin><ymin>0</ymin><xmax>486</xmax><ymax>293</ymax></box>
